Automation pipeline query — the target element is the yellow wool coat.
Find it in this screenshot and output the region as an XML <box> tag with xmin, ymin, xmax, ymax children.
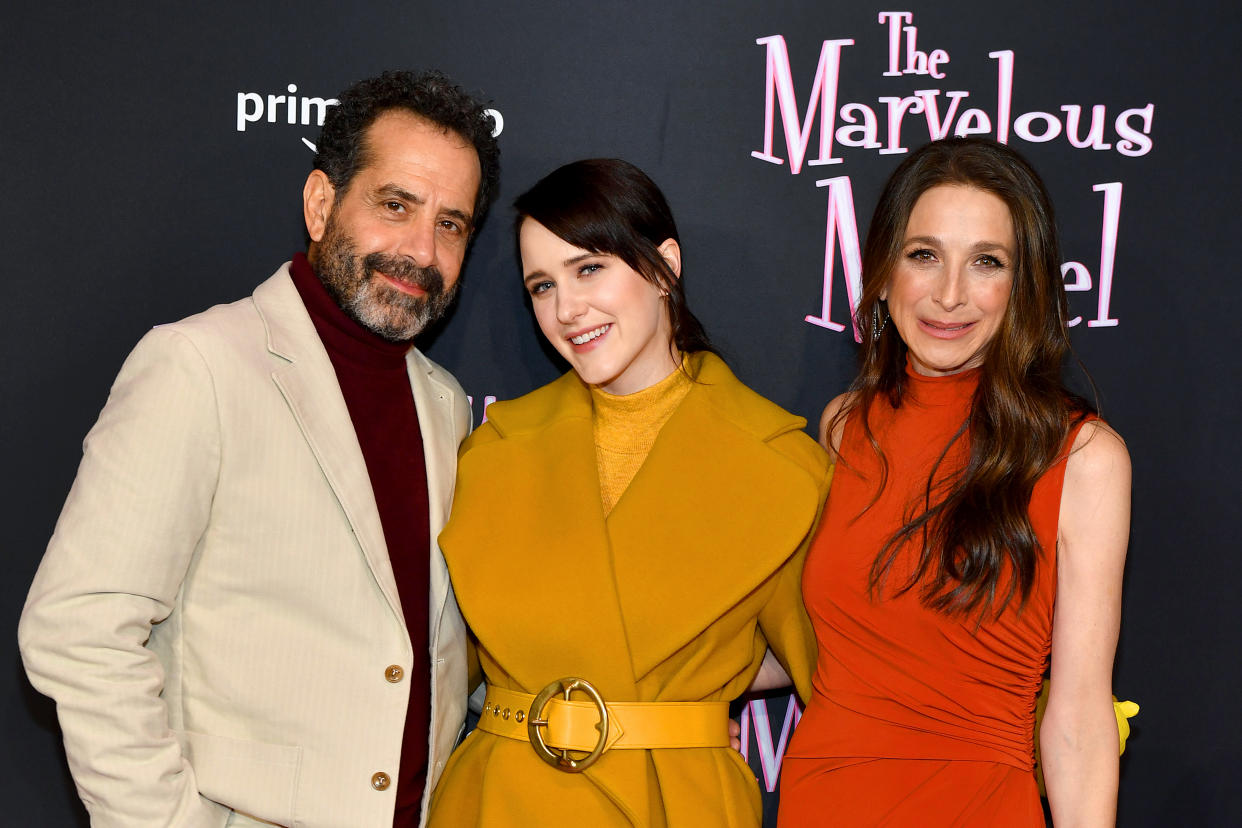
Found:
<box><xmin>429</xmin><ymin>353</ymin><xmax>832</xmax><ymax>827</ymax></box>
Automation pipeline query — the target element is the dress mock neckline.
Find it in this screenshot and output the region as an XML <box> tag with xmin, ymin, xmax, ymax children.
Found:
<box><xmin>903</xmin><ymin>359</ymin><xmax>980</xmax><ymax>408</ymax></box>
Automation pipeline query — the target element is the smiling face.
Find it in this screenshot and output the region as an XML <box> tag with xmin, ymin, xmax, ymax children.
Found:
<box><xmin>519</xmin><ymin>218</ymin><xmax>680</xmax><ymax>395</ymax></box>
<box><xmin>303</xmin><ymin>110</ymin><xmax>482</xmax><ymax>341</ymax></box>
<box><xmin>883</xmin><ymin>184</ymin><xmax>1016</xmax><ymax>376</ymax></box>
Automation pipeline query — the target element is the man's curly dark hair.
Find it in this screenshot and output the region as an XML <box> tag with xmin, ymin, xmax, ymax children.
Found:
<box><xmin>314</xmin><ymin>69</ymin><xmax>501</xmax><ymax>230</ymax></box>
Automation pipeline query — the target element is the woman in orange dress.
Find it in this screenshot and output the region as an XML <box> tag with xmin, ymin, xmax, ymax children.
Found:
<box><xmin>781</xmin><ymin>138</ymin><xmax>1130</xmax><ymax>826</ymax></box>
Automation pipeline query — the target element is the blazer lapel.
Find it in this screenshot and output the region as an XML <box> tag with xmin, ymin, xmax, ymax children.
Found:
<box><xmin>605</xmin><ymin>356</ymin><xmax>822</xmax><ymax>678</ymax></box>
<box><xmin>408</xmin><ymin>349</ymin><xmax>459</xmax><ymax>637</ymax></box>
<box><xmin>254</xmin><ymin>268</ymin><xmax>405</xmax><ymax>627</ymax></box>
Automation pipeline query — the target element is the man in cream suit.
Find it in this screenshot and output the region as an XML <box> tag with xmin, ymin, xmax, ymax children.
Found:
<box><xmin>18</xmin><ymin>70</ymin><xmax>499</xmax><ymax>828</ymax></box>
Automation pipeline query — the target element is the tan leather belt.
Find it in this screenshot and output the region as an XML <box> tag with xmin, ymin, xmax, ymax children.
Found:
<box><xmin>476</xmin><ymin>677</ymin><xmax>729</xmax><ymax>772</ymax></box>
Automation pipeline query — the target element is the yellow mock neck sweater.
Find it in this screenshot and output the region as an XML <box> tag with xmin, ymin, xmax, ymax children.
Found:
<box><xmin>590</xmin><ymin>362</ymin><xmax>693</xmax><ymax>516</ymax></box>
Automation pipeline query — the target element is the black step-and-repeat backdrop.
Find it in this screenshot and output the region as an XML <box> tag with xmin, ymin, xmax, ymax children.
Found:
<box><xmin>5</xmin><ymin>3</ymin><xmax>1239</xmax><ymax>825</ymax></box>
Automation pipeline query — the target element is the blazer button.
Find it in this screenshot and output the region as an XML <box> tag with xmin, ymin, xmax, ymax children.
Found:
<box><xmin>371</xmin><ymin>771</ymin><xmax>391</xmax><ymax>791</ymax></box>
<box><xmin>385</xmin><ymin>664</ymin><xmax>404</xmax><ymax>683</ymax></box>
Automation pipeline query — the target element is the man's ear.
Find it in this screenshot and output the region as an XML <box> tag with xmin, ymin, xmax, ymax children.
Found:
<box><xmin>303</xmin><ymin>170</ymin><xmax>336</xmax><ymax>243</ymax></box>
<box><xmin>657</xmin><ymin>238</ymin><xmax>682</xmax><ymax>279</ymax></box>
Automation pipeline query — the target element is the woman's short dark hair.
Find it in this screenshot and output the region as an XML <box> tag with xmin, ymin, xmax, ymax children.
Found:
<box><xmin>512</xmin><ymin>158</ymin><xmax>714</xmax><ymax>356</ymax></box>
<box><xmin>314</xmin><ymin>69</ymin><xmax>501</xmax><ymax>229</ymax></box>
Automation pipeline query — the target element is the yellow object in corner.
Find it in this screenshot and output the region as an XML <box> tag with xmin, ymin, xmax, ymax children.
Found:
<box><xmin>1115</xmin><ymin>697</ymin><xmax>1140</xmax><ymax>755</ymax></box>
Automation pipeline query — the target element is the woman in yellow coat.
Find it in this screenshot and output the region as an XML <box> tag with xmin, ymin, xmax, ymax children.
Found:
<box><xmin>428</xmin><ymin>159</ymin><xmax>832</xmax><ymax>827</ymax></box>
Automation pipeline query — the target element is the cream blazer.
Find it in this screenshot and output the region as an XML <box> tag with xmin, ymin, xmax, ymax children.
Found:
<box><xmin>18</xmin><ymin>264</ymin><xmax>471</xmax><ymax>828</ymax></box>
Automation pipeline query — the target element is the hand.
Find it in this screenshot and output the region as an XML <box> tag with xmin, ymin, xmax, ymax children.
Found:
<box><xmin>729</xmin><ymin>718</ymin><xmax>741</xmax><ymax>751</ymax></box>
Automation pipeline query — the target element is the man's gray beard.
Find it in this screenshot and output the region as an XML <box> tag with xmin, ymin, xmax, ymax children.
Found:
<box><xmin>315</xmin><ymin>217</ymin><xmax>459</xmax><ymax>343</ymax></box>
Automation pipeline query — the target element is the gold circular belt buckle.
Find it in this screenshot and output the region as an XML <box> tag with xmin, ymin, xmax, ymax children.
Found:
<box><xmin>527</xmin><ymin>677</ymin><xmax>609</xmax><ymax>773</ymax></box>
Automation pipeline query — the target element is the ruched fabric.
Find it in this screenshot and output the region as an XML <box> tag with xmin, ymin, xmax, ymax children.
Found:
<box><xmin>781</xmin><ymin>365</ymin><xmax>1085</xmax><ymax>826</ymax></box>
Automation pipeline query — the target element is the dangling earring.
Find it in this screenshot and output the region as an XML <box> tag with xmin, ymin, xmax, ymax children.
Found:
<box><xmin>871</xmin><ymin>303</ymin><xmax>890</xmax><ymax>341</ymax></box>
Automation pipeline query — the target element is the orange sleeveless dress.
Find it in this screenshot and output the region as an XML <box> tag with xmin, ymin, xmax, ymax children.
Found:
<box><xmin>781</xmin><ymin>365</ymin><xmax>1085</xmax><ymax>826</ymax></box>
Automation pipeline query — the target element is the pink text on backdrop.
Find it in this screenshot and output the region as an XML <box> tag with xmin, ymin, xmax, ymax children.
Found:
<box><xmin>739</xmin><ymin>694</ymin><xmax>803</xmax><ymax>793</ymax></box>
<box><xmin>752</xmin><ymin>18</ymin><xmax>1155</xmax><ymax>166</ymax></box>
<box><xmin>466</xmin><ymin>395</ymin><xmax>497</xmax><ymax>426</ymax></box>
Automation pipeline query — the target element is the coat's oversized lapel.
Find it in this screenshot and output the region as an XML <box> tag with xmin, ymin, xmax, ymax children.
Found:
<box><xmin>253</xmin><ymin>269</ymin><xmax>405</xmax><ymax>628</ymax></box>
<box><xmin>440</xmin><ymin>373</ymin><xmax>639</xmax><ymax>695</ymax></box>
<box><xmin>606</xmin><ymin>355</ymin><xmax>822</xmax><ymax>678</ymax></box>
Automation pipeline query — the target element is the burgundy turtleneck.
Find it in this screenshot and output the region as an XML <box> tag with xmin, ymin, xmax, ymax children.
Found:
<box><xmin>289</xmin><ymin>253</ymin><xmax>430</xmax><ymax>825</ymax></box>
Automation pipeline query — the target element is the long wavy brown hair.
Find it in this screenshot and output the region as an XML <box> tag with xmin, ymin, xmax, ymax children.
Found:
<box><xmin>834</xmin><ymin>138</ymin><xmax>1091</xmax><ymax>619</ymax></box>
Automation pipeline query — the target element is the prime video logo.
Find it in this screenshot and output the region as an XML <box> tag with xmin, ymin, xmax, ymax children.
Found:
<box><xmin>236</xmin><ymin>84</ymin><xmax>504</xmax><ymax>151</ymax></box>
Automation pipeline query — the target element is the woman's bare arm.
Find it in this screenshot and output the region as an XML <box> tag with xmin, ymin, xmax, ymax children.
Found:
<box><xmin>1041</xmin><ymin>421</ymin><xmax>1131</xmax><ymax>827</ymax></box>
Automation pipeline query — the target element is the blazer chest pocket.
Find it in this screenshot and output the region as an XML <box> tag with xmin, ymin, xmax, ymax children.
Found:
<box><xmin>182</xmin><ymin>730</ymin><xmax>302</xmax><ymax>827</ymax></box>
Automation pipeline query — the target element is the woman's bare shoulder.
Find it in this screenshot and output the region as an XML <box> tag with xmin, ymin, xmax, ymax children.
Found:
<box><xmin>1067</xmin><ymin>419</ymin><xmax>1130</xmax><ymax>481</ymax></box>
<box><xmin>1058</xmin><ymin>417</ymin><xmax>1131</xmax><ymax>570</ymax></box>
<box><xmin>818</xmin><ymin>391</ymin><xmax>857</xmax><ymax>454</ymax></box>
